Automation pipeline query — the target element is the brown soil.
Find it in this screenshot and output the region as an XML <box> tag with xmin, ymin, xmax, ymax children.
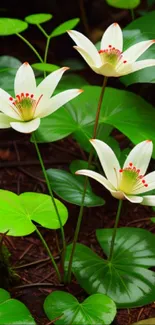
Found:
<box><xmin>1</xmin><ymin>129</ymin><xmax>155</xmax><ymax>325</ymax></box>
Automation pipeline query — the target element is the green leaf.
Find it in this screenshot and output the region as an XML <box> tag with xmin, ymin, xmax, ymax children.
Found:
<box><xmin>0</xmin><ymin>190</ymin><xmax>68</xmax><ymax>236</ymax></box>
<box><xmin>0</xmin><ymin>56</ymin><xmax>21</xmax><ymax>95</ymax></box>
<box><xmin>61</xmin><ymin>58</ymin><xmax>86</xmax><ymax>71</ymax></box>
<box><xmin>50</xmin><ymin>18</ymin><xmax>80</xmax><ymax>38</ymax></box>
<box><xmin>44</xmin><ymin>291</ymin><xmax>116</xmax><ymax>325</ymax></box>
<box><xmin>25</xmin><ymin>13</ymin><xmax>52</xmax><ymax>25</ymax></box>
<box><xmin>46</xmin><ymin>169</ymin><xmax>105</xmax><ymax>207</ymax></box>
<box><xmin>105</xmin><ymin>0</ymin><xmax>140</xmax><ymax>8</ymax></box>
<box><xmin>0</xmin><ymin>288</ymin><xmax>36</xmax><ymax>324</ymax></box>
<box><xmin>121</xmin><ymin>11</ymin><xmax>155</xmax><ymax>85</ymax></box>
<box><xmin>69</xmin><ymin>160</ymin><xmax>94</xmax><ymax>174</ymax></box>
<box><xmin>34</xmin><ymin>85</ymin><xmax>155</xmax><ymax>159</ymax></box>
<box><xmin>0</xmin><ymin>18</ymin><xmax>28</xmax><ymax>35</ymax></box>
<box><xmin>32</xmin><ymin>63</ymin><xmax>60</xmax><ymax>73</ymax></box>
<box><xmin>0</xmin><ymin>289</ymin><xmax>10</xmax><ymax>304</ymax></box>
<box><xmin>65</xmin><ymin>228</ymin><xmax>155</xmax><ymax>308</ymax></box>
<box><xmin>132</xmin><ymin>319</ymin><xmax>155</xmax><ymax>325</ymax></box>
<box><xmin>73</xmin><ymin>124</ymin><xmax>113</xmax><ymax>154</ymax></box>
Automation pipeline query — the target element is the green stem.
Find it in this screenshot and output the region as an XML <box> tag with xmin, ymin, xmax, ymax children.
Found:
<box><xmin>108</xmin><ymin>200</ymin><xmax>123</xmax><ymax>261</ymax></box>
<box><xmin>36</xmin><ymin>24</ymin><xmax>51</xmax><ymax>78</ymax></box>
<box><xmin>32</xmin><ymin>133</ymin><xmax>66</xmax><ymax>263</ymax></box>
<box><xmin>37</xmin><ymin>24</ymin><xmax>49</xmax><ymax>38</ymax></box>
<box><xmin>130</xmin><ymin>8</ymin><xmax>135</xmax><ymax>21</ymax></box>
<box><xmin>35</xmin><ymin>227</ymin><xmax>61</xmax><ymax>281</ymax></box>
<box><xmin>67</xmin><ymin>76</ymin><xmax>108</xmax><ymax>282</ymax></box>
<box><xmin>16</xmin><ymin>33</ymin><xmax>43</xmax><ymax>63</ymax></box>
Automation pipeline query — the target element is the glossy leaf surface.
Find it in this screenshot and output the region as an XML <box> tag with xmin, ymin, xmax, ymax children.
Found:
<box><xmin>66</xmin><ymin>228</ymin><xmax>155</xmax><ymax>307</ymax></box>
<box><xmin>44</xmin><ymin>291</ymin><xmax>116</xmax><ymax>325</ymax></box>
<box><xmin>47</xmin><ymin>169</ymin><xmax>105</xmax><ymax>207</ymax></box>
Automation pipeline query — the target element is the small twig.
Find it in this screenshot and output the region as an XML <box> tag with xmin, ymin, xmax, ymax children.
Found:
<box><xmin>0</xmin><ymin>160</ymin><xmax>69</xmax><ymax>168</ymax></box>
<box><xmin>126</xmin><ymin>217</ymin><xmax>151</xmax><ymax>226</ymax></box>
<box><xmin>13</xmin><ymin>256</ymin><xmax>60</xmax><ymax>269</ymax></box>
<box><xmin>18</xmin><ymin>167</ymin><xmax>45</xmax><ymax>183</ymax></box>
<box><xmin>12</xmin><ymin>282</ymin><xmax>64</xmax><ymax>290</ymax></box>
<box><xmin>18</xmin><ymin>244</ymin><xmax>33</xmax><ymax>260</ymax></box>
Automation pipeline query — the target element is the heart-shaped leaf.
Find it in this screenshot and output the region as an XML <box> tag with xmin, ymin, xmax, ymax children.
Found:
<box><xmin>32</xmin><ymin>63</ymin><xmax>60</xmax><ymax>72</ymax></box>
<box><xmin>50</xmin><ymin>18</ymin><xmax>79</xmax><ymax>38</ymax></box>
<box><xmin>106</xmin><ymin>0</ymin><xmax>140</xmax><ymax>8</ymax></box>
<box><xmin>0</xmin><ymin>18</ymin><xmax>28</xmax><ymax>35</ymax></box>
<box><xmin>25</xmin><ymin>13</ymin><xmax>52</xmax><ymax>25</ymax></box>
<box><xmin>65</xmin><ymin>228</ymin><xmax>155</xmax><ymax>308</ymax></box>
<box><xmin>46</xmin><ymin>169</ymin><xmax>105</xmax><ymax>207</ymax></box>
<box><xmin>44</xmin><ymin>291</ymin><xmax>116</xmax><ymax>325</ymax></box>
<box><xmin>0</xmin><ymin>190</ymin><xmax>68</xmax><ymax>236</ymax></box>
<box><xmin>0</xmin><ymin>288</ymin><xmax>36</xmax><ymax>324</ymax></box>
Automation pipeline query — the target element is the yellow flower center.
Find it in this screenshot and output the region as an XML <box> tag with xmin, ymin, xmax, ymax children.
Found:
<box><xmin>118</xmin><ymin>162</ymin><xmax>148</xmax><ymax>194</ymax></box>
<box><xmin>99</xmin><ymin>45</ymin><xmax>127</xmax><ymax>66</ymax></box>
<box><xmin>9</xmin><ymin>93</ymin><xmax>42</xmax><ymax>121</ymax></box>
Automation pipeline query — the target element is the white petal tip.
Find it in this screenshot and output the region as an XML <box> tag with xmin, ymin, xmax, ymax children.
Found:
<box><xmin>113</xmin><ymin>22</ymin><xmax>119</xmax><ymax>26</ymax></box>
<box><xmin>146</xmin><ymin>139</ymin><xmax>152</xmax><ymax>143</ymax></box>
<box><xmin>67</xmin><ymin>30</ymin><xmax>73</xmax><ymax>34</ymax></box>
<box><xmin>89</xmin><ymin>139</ymin><xmax>95</xmax><ymax>143</ymax></box>
<box><xmin>62</xmin><ymin>66</ymin><xmax>70</xmax><ymax>72</ymax></box>
<box><xmin>75</xmin><ymin>171</ymin><xmax>79</xmax><ymax>175</ymax></box>
<box><xmin>23</xmin><ymin>62</ymin><xmax>30</xmax><ymax>66</ymax></box>
<box><xmin>78</xmin><ymin>89</ymin><xmax>84</xmax><ymax>94</ymax></box>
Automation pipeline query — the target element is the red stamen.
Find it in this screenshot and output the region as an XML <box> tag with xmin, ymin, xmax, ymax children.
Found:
<box><xmin>26</xmin><ymin>93</ymin><xmax>29</xmax><ymax>97</ymax></box>
<box><xmin>129</xmin><ymin>163</ymin><xmax>133</xmax><ymax>166</ymax></box>
<box><xmin>123</xmin><ymin>60</ymin><xmax>127</xmax><ymax>64</ymax></box>
<box><xmin>139</xmin><ymin>175</ymin><xmax>143</xmax><ymax>179</ymax></box>
<box><xmin>16</xmin><ymin>95</ymin><xmax>20</xmax><ymax>101</ymax></box>
<box><xmin>30</xmin><ymin>94</ymin><xmax>34</xmax><ymax>98</ymax></box>
<box><xmin>142</xmin><ymin>180</ymin><xmax>145</xmax><ymax>183</ymax></box>
<box><xmin>99</xmin><ymin>50</ymin><xmax>104</xmax><ymax>54</ymax></box>
<box><xmin>9</xmin><ymin>97</ymin><xmax>13</xmax><ymax>101</ymax></box>
<box><xmin>108</xmin><ymin>45</ymin><xmax>112</xmax><ymax>48</ymax></box>
<box><xmin>21</xmin><ymin>93</ymin><xmax>24</xmax><ymax>97</ymax></box>
<box><xmin>137</xmin><ymin>169</ymin><xmax>140</xmax><ymax>173</ymax></box>
<box><xmin>119</xmin><ymin>169</ymin><xmax>123</xmax><ymax>173</ymax></box>
<box><xmin>144</xmin><ymin>184</ymin><xmax>148</xmax><ymax>187</ymax></box>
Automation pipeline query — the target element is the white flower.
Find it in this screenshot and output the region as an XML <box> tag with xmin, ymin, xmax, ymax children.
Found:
<box><xmin>0</xmin><ymin>62</ymin><xmax>83</xmax><ymax>133</ymax></box>
<box><xmin>68</xmin><ymin>23</ymin><xmax>155</xmax><ymax>77</ymax></box>
<box><xmin>76</xmin><ymin>139</ymin><xmax>155</xmax><ymax>205</ymax></box>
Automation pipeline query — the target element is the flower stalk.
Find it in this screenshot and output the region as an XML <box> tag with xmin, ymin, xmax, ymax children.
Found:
<box><xmin>32</xmin><ymin>133</ymin><xmax>66</xmax><ymax>267</ymax></box>
<box><xmin>108</xmin><ymin>200</ymin><xmax>123</xmax><ymax>261</ymax></box>
<box><xmin>67</xmin><ymin>76</ymin><xmax>108</xmax><ymax>282</ymax></box>
<box><xmin>35</xmin><ymin>227</ymin><xmax>61</xmax><ymax>281</ymax></box>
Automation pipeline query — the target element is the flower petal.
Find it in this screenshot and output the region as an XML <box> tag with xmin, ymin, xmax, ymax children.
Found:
<box><xmin>90</xmin><ymin>139</ymin><xmax>120</xmax><ymax>188</ymax></box>
<box><xmin>35</xmin><ymin>67</ymin><xmax>69</xmax><ymax>99</ymax></box>
<box><xmin>75</xmin><ymin>169</ymin><xmax>115</xmax><ymax>192</ymax></box>
<box><xmin>0</xmin><ymin>89</ymin><xmax>22</xmax><ymax>120</ymax></box>
<box><xmin>141</xmin><ymin>195</ymin><xmax>155</xmax><ymax>206</ymax></box>
<box><xmin>128</xmin><ymin>59</ymin><xmax>155</xmax><ymax>73</ymax></box>
<box><xmin>132</xmin><ymin>171</ymin><xmax>155</xmax><ymax>195</ymax></box>
<box><xmin>123</xmin><ymin>140</ymin><xmax>153</xmax><ymax>175</ymax></box>
<box><xmin>35</xmin><ymin>89</ymin><xmax>83</xmax><ymax>118</ymax></box>
<box><xmin>67</xmin><ymin>30</ymin><xmax>101</xmax><ymax>66</ymax></box>
<box><xmin>101</xmin><ymin>23</ymin><xmax>123</xmax><ymax>52</ymax></box>
<box><xmin>124</xmin><ymin>194</ymin><xmax>143</xmax><ymax>203</ymax></box>
<box><xmin>0</xmin><ymin>113</ymin><xmax>13</xmax><ymax>128</ymax></box>
<box><xmin>123</xmin><ymin>40</ymin><xmax>155</xmax><ymax>63</ymax></box>
<box><xmin>10</xmin><ymin>118</ymin><xmax>40</xmax><ymax>134</ymax></box>
<box><xmin>14</xmin><ymin>62</ymin><xmax>36</xmax><ymax>96</ymax></box>
<box><xmin>74</xmin><ymin>46</ymin><xmax>101</xmax><ymax>68</ymax></box>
